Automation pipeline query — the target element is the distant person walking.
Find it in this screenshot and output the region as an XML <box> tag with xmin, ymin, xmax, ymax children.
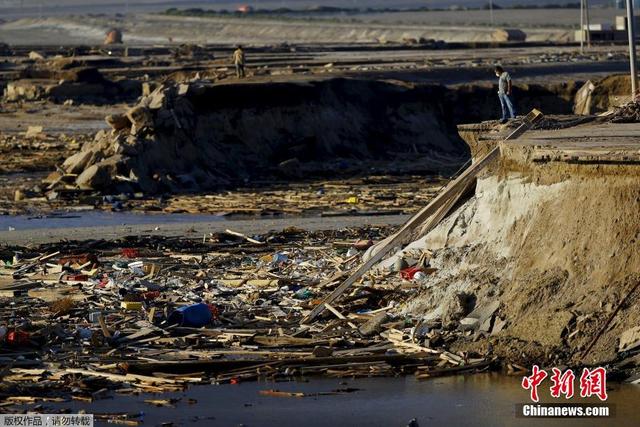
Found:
<box><xmin>495</xmin><ymin>66</ymin><xmax>516</xmax><ymax>123</ymax></box>
<box><xmin>233</xmin><ymin>45</ymin><xmax>246</xmax><ymax>78</ymax></box>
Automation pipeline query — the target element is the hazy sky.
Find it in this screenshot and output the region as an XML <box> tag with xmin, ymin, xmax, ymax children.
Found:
<box><xmin>0</xmin><ymin>0</ymin><xmax>616</xmax><ymax>20</ymax></box>
<box><xmin>0</xmin><ymin>0</ymin><xmax>615</xmax><ymax>8</ymax></box>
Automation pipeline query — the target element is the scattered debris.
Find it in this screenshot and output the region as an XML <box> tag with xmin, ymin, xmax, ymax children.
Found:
<box><xmin>619</xmin><ymin>327</ymin><xmax>640</xmax><ymax>353</ymax></box>
<box><xmin>24</xmin><ymin>126</ymin><xmax>44</xmax><ymax>138</ymax></box>
<box><xmin>610</xmin><ymin>99</ymin><xmax>640</xmax><ymax>123</ymax></box>
<box><xmin>0</xmin><ymin>225</ymin><xmax>497</xmax><ymax>408</ymax></box>
<box><xmin>28</xmin><ymin>51</ymin><xmax>45</xmax><ymax>61</ymax></box>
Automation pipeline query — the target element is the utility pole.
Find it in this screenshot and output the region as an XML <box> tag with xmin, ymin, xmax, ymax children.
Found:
<box><xmin>626</xmin><ymin>0</ymin><xmax>638</xmax><ymax>98</ymax></box>
<box><xmin>489</xmin><ymin>0</ymin><xmax>494</xmax><ymax>26</ymax></box>
<box><xmin>585</xmin><ymin>0</ymin><xmax>591</xmax><ymax>48</ymax></box>
<box><xmin>579</xmin><ymin>0</ymin><xmax>592</xmax><ymax>51</ymax></box>
<box><xmin>580</xmin><ymin>0</ymin><xmax>584</xmax><ymax>53</ymax></box>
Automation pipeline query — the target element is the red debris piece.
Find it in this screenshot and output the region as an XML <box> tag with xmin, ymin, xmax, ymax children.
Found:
<box><xmin>6</xmin><ymin>330</ymin><xmax>30</xmax><ymax>346</ymax></box>
<box><xmin>400</xmin><ymin>266</ymin><xmax>423</xmax><ymax>280</ymax></box>
<box><xmin>208</xmin><ymin>304</ymin><xmax>220</xmax><ymax>320</ymax></box>
<box><xmin>142</xmin><ymin>291</ymin><xmax>161</xmax><ymax>301</ymax></box>
<box><xmin>121</xmin><ymin>248</ymin><xmax>140</xmax><ymax>258</ymax></box>
<box><xmin>58</xmin><ymin>253</ymin><xmax>98</xmax><ymax>266</ymax></box>
<box><xmin>65</xmin><ymin>274</ymin><xmax>88</xmax><ymax>282</ymax></box>
<box><xmin>353</xmin><ymin>239</ymin><xmax>374</xmax><ymax>250</ymax></box>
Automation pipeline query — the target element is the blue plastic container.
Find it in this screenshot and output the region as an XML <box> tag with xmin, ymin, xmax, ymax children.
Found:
<box><xmin>168</xmin><ymin>303</ymin><xmax>212</xmax><ymax>327</ymax></box>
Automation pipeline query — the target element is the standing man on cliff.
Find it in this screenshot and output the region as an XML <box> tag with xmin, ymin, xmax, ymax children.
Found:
<box><xmin>495</xmin><ymin>65</ymin><xmax>516</xmax><ymax>123</ymax></box>
<box><xmin>233</xmin><ymin>45</ymin><xmax>246</xmax><ymax>78</ymax></box>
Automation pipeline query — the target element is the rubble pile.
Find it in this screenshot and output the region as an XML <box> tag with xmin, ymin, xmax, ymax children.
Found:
<box><xmin>491</xmin><ymin>28</ymin><xmax>526</xmax><ymax>42</ymax></box>
<box><xmin>50</xmin><ymin>78</ymin><xmax>470</xmax><ymax>194</ymax></box>
<box><xmin>610</xmin><ymin>100</ymin><xmax>640</xmax><ymax>123</ymax></box>
<box><xmin>0</xmin><ymin>130</ymin><xmax>82</xmax><ymax>175</ymax></box>
<box><xmin>573</xmin><ymin>74</ymin><xmax>635</xmax><ymax>116</ymax></box>
<box><xmin>0</xmin><ymin>226</ymin><xmax>501</xmax><ymax>411</ymax></box>
<box><xmin>4</xmin><ymin>58</ymin><xmax>141</xmax><ymax>104</ymax></box>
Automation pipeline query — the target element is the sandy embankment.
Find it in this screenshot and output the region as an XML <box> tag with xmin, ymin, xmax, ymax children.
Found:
<box><xmin>384</xmin><ymin>123</ymin><xmax>640</xmax><ymax>367</ymax></box>
<box><xmin>0</xmin><ymin>14</ymin><xmax>572</xmax><ymax>46</ymax></box>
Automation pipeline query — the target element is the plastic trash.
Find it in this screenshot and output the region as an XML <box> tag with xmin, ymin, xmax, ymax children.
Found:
<box><xmin>294</xmin><ymin>288</ymin><xmax>313</xmax><ymax>300</ymax></box>
<box><xmin>112</xmin><ymin>261</ymin><xmax>129</xmax><ymax>270</ymax></box>
<box><xmin>346</xmin><ymin>247</ymin><xmax>359</xmax><ymax>257</ymax></box>
<box><xmin>346</xmin><ymin>196</ymin><xmax>359</xmax><ymax>204</ymax></box>
<box><xmin>121</xmin><ymin>248</ymin><xmax>140</xmax><ymax>258</ymax></box>
<box><xmin>66</xmin><ymin>274</ymin><xmax>88</xmax><ymax>282</ymax></box>
<box><xmin>167</xmin><ymin>303</ymin><xmax>212</xmax><ymax>327</ymax></box>
<box><xmin>400</xmin><ymin>266</ymin><xmax>423</xmax><ymax>280</ymax></box>
<box><xmin>6</xmin><ymin>330</ymin><xmax>30</xmax><ymax>345</ymax></box>
<box><xmin>76</xmin><ymin>328</ymin><xmax>93</xmax><ymax>340</ymax></box>
<box><xmin>272</xmin><ymin>253</ymin><xmax>288</xmax><ymax>264</ymax></box>
<box><xmin>121</xmin><ymin>301</ymin><xmax>143</xmax><ymax>310</ymax></box>
<box><xmin>413</xmin><ymin>271</ymin><xmax>427</xmax><ymax>281</ymax></box>
<box><xmin>142</xmin><ymin>291</ymin><xmax>160</xmax><ymax>301</ymax></box>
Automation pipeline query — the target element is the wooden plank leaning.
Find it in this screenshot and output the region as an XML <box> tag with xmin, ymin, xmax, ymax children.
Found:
<box><xmin>302</xmin><ymin>109</ymin><xmax>544</xmax><ymax>324</ymax></box>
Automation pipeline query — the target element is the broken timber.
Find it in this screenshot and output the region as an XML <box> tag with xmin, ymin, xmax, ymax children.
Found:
<box><xmin>303</xmin><ymin>109</ymin><xmax>544</xmax><ymax>323</ymax></box>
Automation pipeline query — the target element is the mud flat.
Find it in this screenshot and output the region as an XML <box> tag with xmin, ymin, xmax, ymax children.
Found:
<box><xmin>385</xmin><ymin>118</ymin><xmax>640</xmax><ymax>369</ymax></box>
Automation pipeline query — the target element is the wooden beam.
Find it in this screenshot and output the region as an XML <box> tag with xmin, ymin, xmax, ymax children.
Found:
<box><xmin>64</xmin><ymin>368</ymin><xmax>177</xmax><ymax>384</ymax></box>
<box><xmin>324</xmin><ymin>303</ymin><xmax>358</xmax><ymax>328</ymax></box>
<box><xmin>302</xmin><ymin>149</ymin><xmax>496</xmax><ymax>323</ymax></box>
<box><xmin>302</xmin><ymin>110</ymin><xmax>543</xmax><ymax>324</ymax></box>
<box><xmin>123</xmin><ymin>353</ymin><xmax>436</xmax><ymax>375</ymax></box>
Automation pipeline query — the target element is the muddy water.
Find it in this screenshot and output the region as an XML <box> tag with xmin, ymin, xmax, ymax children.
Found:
<box><xmin>21</xmin><ymin>374</ymin><xmax>640</xmax><ymax>426</ymax></box>
<box><xmin>0</xmin><ymin>213</ymin><xmax>408</xmax><ymax>245</ymax></box>
<box><xmin>0</xmin><ymin>211</ymin><xmax>224</xmax><ymax>231</ymax></box>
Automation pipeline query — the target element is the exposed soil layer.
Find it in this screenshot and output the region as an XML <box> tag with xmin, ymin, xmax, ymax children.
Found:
<box><xmin>385</xmin><ymin>123</ymin><xmax>640</xmax><ymax>369</ymax></box>
<box><xmin>53</xmin><ymin>78</ymin><xmax>474</xmax><ymax>194</ymax></box>
<box><xmin>52</xmin><ymin>76</ymin><xmax>595</xmax><ymax>195</ymax></box>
